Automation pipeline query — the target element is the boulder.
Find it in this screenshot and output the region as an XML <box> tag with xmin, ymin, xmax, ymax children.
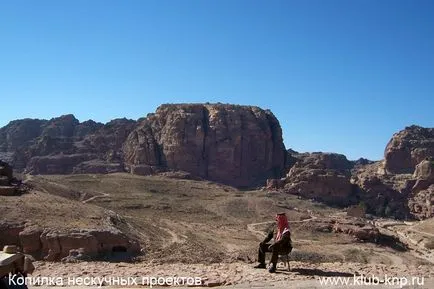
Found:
<box><xmin>123</xmin><ymin>104</ymin><xmax>286</xmax><ymax>187</ymax></box>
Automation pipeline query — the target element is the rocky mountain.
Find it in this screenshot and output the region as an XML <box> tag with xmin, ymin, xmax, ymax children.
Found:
<box><xmin>0</xmin><ymin>114</ymin><xmax>136</xmax><ymax>174</ymax></box>
<box><xmin>0</xmin><ymin>103</ymin><xmax>287</xmax><ymax>187</ymax></box>
<box><xmin>276</xmin><ymin>126</ymin><xmax>433</xmax><ymax>220</ymax></box>
<box><xmin>123</xmin><ymin>103</ymin><xmax>286</xmax><ymax>187</ymax></box>
<box><xmin>384</xmin><ymin>125</ymin><xmax>434</xmax><ymax>174</ymax></box>
<box><xmin>284</xmin><ymin>153</ymin><xmax>355</xmax><ymax>206</ymax></box>
<box><xmin>0</xmin><ymin>105</ymin><xmax>432</xmax><ymax>218</ymax></box>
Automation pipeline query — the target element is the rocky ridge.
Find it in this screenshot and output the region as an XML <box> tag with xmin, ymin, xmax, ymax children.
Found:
<box><xmin>0</xmin><ymin>218</ymin><xmax>140</xmax><ymax>262</ymax></box>
<box><xmin>273</xmin><ymin>126</ymin><xmax>433</xmax><ymax>220</ymax></box>
<box><xmin>0</xmin><ymin>104</ymin><xmax>286</xmax><ymax>187</ymax></box>
<box><xmin>123</xmin><ymin>104</ymin><xmax>286</xmax><ymax>187</ymax></box>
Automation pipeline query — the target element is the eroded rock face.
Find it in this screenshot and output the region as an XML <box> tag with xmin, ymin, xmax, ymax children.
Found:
<box><xmin>284</xmin><ymin>153</ymin><xmax>354</xmax><ymax>205</ymax></box>
<box><xmin>123</xmin><ymin>104</ymin><xmax>286</xmax><ymax>187</ymax></box>
<box><xmin>40</xmin><ymin>229</ymin><xmax>139</xmax><ymax>261</ymax></box>
<box><xmin>351</xmin><ymin>160</ymin><xmax>409</xmax><ymax>218</ymax></box>
<box><xmin>266</xmin><ymin>178</ymin><xmax>285</xmax><ymax>190</ymax></box>
<box><xmin>0</xmin><ymin>115</ymin><xmax>136</xmax><ymax>174</ymax></box>
<box><xmin>406</xmin><ymin>159</ymin><xmax>434</xmax><ymax>219</ymax></box>
<box><xmin>408</xmin><ymin>184</ymin><xmax>434</xmax><ymax>220</ymax></box>
<box><xmin>384</xmin><ymin>126</ymin><xmax>434</xmax><ymax>174</ymax></box>
<box><xmin>413</xmin><ymin>158</ymin><xmax>434</xmax><ymax>182</ymax></box>
<box><xmin>0</xmin><ymin>160</ymin><xmax>22</xmax><ymax>195</ymax></box>
<box><xmin>25</xmin><ymin>154</ymin><xmax>97</xmax><ymax>174</ymax></box>
<box><xmin>72</xmin><ymin>160</ymin><xmax>125</xmax><ymax>174</ymax></box>
<box><xmin>0</xmin><ymin>221</ymin><xmax>140</xmax><ymax>261</ymax></box>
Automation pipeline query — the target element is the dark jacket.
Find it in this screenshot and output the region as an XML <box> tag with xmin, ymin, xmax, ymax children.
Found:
<box><xmin>262</xmin><ymin>224</ymin><xmax>292</xmax><ymax>254</ymax></box>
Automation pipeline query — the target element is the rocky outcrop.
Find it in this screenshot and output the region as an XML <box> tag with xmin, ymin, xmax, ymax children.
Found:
<box><xmin>0</xmin><ymin>115</ymin><xmax>136</xmax><ymax>174</ymax></box>
<box><xmin>384</xmin><ymin>125</ymin><xmax>434</xmax><ymax>174</ymax></box>
<box><xmin>40</xmin><ymin>229</ymin><xmax>140</xmax><ymax>261</ymax></box>
<box><xmin>24</xmin><ymin>154</ymin><xmax>97</xmax><ymax>174</ymax></box>
<box><xmin>0</xmin><ymin>221</ymin><xmax>140</xmax><ymax>261</ymax></box>
<box><xmin>407</xmin><ymin>159</ymin><xmax>434</xmax><ymax>219</ymax></box>
<box><xmin>332</xmin><ymin>222</ymin><xmax>380</xmax><ymax>242</ymax></box>
<box><xmin>413</xmin><ymin>158</ymin><xmax>434</xmax><ymax>182</ymax></box>
<box><xmin>0</xmin><ymin>160</ymin><xmax>24</xmax><ymax>195</ymax></box>
<box><xmin>283</xmin><ymin>153</ymin><xmax>354</xmax><ymax>205</ymax></box>
<box><xmin>351</xmin><ymin>162</ymin><xmax>411</xmax><ymax>219</ymax></box>
<box><xmin>72</xmin><ymin>160</ymin><xmax>125</xmax><ymax>174</ymax></box>
<box><xmin>123</xmin><ymin>104</ymin><xmax>286</xmax><ymax>187</ymax></box>
<box><xmin>408</xmin><ymin>184</ymin><xmax>433</xmax><ymax>220</ymax></box>
<box><xmin>0</xmin><ymin>105</ymin><xmax>285</xmax><ymax>187</ymax></box>
<box><xmin>266</xmin><ymin>178</ymin><xmax>285</xmax><ymax>190</ymax></box>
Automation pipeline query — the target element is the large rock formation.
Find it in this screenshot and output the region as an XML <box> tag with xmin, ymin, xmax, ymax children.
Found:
<box><xmin>384</xmin><ymin>125</ymin><xmax>434</xmax><ymax>174</ymax></box>
<box><xmin>351</xmin><ymin>162</ymin><xmax>411</xmax><ymax>219</ymax></box>
<box><xmin>0</xmin><ymin>160</ymin><xmax>23</xmax><ymax>196</ymax></box>
<box><xmin>123</xmin><ymin>104</ymin><xmax>286</xmax><ymax>187</ymax></box>
<box><xmin>278</xmin><ymin>125</ymin><xmax>433</xmax><ymax>220</ymax></box>
<box><xmin>407</xmin><ymin>158</ymin><xmax>434</xmax><ymax>219</ymax></box>
<box><xmin>0</xmin><ymin>104</ymin><xmax>286</xmax><ymax>187</ymax></box>
<box><xmin>0</xmin><ymin>221</ymin><xmax>140</xmax><ymax>261</ymax></box>
<box><xmin>0</xmin><ymin>115</ymin><xmax>136</xmax><ymax>174</ymax></box>
<box><xmin>352</xmin><ymin>126</ymin><xmax>433</xmax><ymax>220</ymax></box>
<box><xmin>283</xmin><ymin>153</ymin><xmax>354</xmax><ymax>206</ymax></box>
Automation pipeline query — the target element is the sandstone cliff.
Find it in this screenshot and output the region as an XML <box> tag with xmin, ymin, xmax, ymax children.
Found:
<box><xmin>276</xmin><ymin>126</ymin><xmax>433</xmax><ymax>220</ymax></box>
<box><xmin>0</xmin><ymin>115</ymin><xmax>136</xmax><ymax>174</ymax></box>
<box><xmin>283</xmin><ymin>153</ymin><xmax>355</xmax><ymax>206</ymax></box>
<box><xmin>384</xmin><ymin>125</ymin><xmax>434</xmax><ymax>174</ymax></box>
<box><xmin>0</xmin><ymin>104</ymin><xmax>286</xmax><ymax>187</ymax></box>
<box><xmin>123</xmin><ymin>104</ymin><xmax>286</xmax><ymax>187</ymax></box>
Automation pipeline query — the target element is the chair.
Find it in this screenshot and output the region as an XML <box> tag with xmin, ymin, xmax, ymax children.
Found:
<box><xmin>278</xmin><ymin>253</ymin><xmax>291</xmax><ymax>271</ymax></box>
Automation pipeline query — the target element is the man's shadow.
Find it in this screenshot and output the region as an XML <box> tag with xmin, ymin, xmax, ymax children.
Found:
<box><xmin>275</xmin><ymin>268</ymin><xmax>353</xmax><ymax>277</ymax></box>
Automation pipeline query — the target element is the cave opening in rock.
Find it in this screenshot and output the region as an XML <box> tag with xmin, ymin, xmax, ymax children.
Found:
<box><xmin>112</xmin><ymin>246</ymin><xmax>127</xmax><ymax>253</ymax></box>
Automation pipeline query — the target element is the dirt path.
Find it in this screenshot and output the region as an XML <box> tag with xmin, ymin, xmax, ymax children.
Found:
<box><xmin>375</xmin><ymin>221</ymin><xmax>434</xmax><ymax>264</ymax></box>
<box><xmin>82</xmin><ymin>192</ymin><xmax>110</xmax><ymax>203</ymax></box>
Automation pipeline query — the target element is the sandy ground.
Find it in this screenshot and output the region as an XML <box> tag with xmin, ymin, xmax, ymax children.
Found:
<box><xmin>3</xmin><ymin>174</ymin><xmax>432</xmax><ymax>288</ymax></box>
<box><xmin>27</xmin><ymin>260</ymin><xmax>433</xmax><ymax>288</ymax></box>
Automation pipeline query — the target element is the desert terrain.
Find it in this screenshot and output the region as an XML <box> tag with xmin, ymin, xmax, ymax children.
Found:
<box><xmin>1</xmin><ymin>172</ymin><xmax>432</xmax><ymax>288</ymax></box>
<box><xmin>0</xmin><ymin>105</ymin><xmax>433</xmax><ymax>288</ymax></box>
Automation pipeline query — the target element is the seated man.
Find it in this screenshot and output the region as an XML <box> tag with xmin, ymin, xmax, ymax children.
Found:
<box><xmin>254</xmin><ymin>213</ymin><xmax>292</xmax><ymax>273</ymax></box>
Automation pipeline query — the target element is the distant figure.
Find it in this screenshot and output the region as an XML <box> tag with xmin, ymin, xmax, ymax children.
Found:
<box><xmin>254</xmin><ymin>213</ymin><xmax>292</xmax><ymax>273</ymax></box>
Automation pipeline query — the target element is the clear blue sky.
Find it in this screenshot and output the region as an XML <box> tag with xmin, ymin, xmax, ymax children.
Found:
<box><xmin>1</xmin><ymin>0</ymin><xmax>433</xmax><ymax>160</ymax></box>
